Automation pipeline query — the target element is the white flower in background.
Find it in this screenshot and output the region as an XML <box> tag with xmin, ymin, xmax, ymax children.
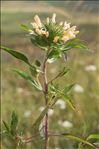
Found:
<box><xmin>59</xmin><ymin>120</ymin><xmax>73</xmax><ymax>128</ymax></box>
<box><xmin>48</xmin><ymin>109</ymin><xmax>54</xmax><ymax>116</ymax></box>
<box><xmin>39</xmin><ymin>107</ymin><xmax>54</xmax><ymax>116</ymax></box>
<box><xmin>24</xmin><ymin>110</ymin><xmax>31</xmax><ymax>118</ymax></box>
<box><xmin>85</xmin><ymin>65</ymin><xmax>97</xmax><ymax>72</ymax></box>
<box><xmin>56</xmin><ymin>99</ymin><xmax>66</xmax><ymax>109</ymax></box>
<box><xmin>62</xmin><ymin>120</ymin><xmax>73</xmax><ymax>128</ymax></box>
<box><xmin>17</xmin><ymin>87</ymin><xmax>23</xmax><ymax>93</ymax></box>
<box><xmin>73</xmin><ymin>84</ymin><xmax>84</xmax><ymax>93</ymax></box>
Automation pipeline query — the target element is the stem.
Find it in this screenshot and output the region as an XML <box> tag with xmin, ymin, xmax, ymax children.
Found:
<box><xmin>48</xmin><ymin>72</ymin><xmax>62</xmax><ymax>85</ymax></box>
<box><xmin>42</xmin><ymin>49</ymin><xmax>50</xmax><ymax>149</ymax></box>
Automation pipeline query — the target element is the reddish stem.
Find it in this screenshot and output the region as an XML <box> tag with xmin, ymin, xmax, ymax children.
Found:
<box><xmin>42</xmin><ymin>49</ymin><xmax>50</xmax><ymax>149</ymax></box>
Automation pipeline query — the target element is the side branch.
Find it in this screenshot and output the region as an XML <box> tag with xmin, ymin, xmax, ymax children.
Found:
<box><xmin>48</xmin><ymin>72</ymin><xmax>62</xmax><ymax>85</ymax></box>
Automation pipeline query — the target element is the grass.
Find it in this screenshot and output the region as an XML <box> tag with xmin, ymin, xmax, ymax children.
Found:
<box><xmin>1</xmin><ymin>1</ymin><xmax>99</xmax><ymax>149</ymax></box>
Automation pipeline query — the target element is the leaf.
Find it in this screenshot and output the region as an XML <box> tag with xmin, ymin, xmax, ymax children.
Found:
<box><xmin>13</xmin><ymin>69</ymin><xmax>42</xmax><ymax>91</ymax></box>
<box><xmin>87</xmin><ymin>134</ymin><xmax>99</xmax><ymax>140</ymax></box>
<box><xmin>32</xmin><ymin>97</ymin><xmax>58</xmax><ymax>136</ymax></box>
<box><xmin>3</xmin><ymin>121</ymin><xmax>10</xmax><ymax>132</ymax></box>
<box><xmin>29</xmin><ymin>65</ymin><xmax>38</xmax><ymax>77</ymax></box>
<box><xmin>56</xmin><ymin>89</ymin><xmax>76</xmax><ymax>112</ymax></box>
<box><xmin>21</xmin><ymin>24</ymin><xmax>31</xmax><ymax>32</ymax></box>
<box><xmin>59</xmin><ymin>67</ymin><xmax>70</xmax><ymax>77</ymax></box>
<box><xmin>35</xmin><ymin>60</ymin><xmax>41</xmax><ymax>67</ymax></box>
<box><xmin>32</xmin><ymin>105</ymin><xmax>50</xmax><ymax>135</ymax></box>
<box><xmin>48</xmin><ymin>49</ymin><xmax>61</xmax><ymax>59</ymax></box>
<box><xmin>10</xmin><ymin>111</ymin><xmax>18</xmax><ymax>136</ymax></box>
<box><xmin>64</xmin><ymin>135</ymin><xmax>96</xmax><ymax>148</ymax></box>
<box><xmin>63</xmin><ymin>84</ymin><xmax>75</xmax><ymax>94</ymax></box>
<box><xmin>63</xmin><ymin>38</ymin><xmax>90</xmax><ymax>52</ymax></box>
<box><xmin>1</xmin><ymin>46</ymin><xmax>30</xmax><ymax>65</ymax></box>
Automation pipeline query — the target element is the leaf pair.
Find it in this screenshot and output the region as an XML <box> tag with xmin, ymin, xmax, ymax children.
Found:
<box><xmin>49</xmin><ymin>84</ymin><xmax>76</xmax><ymax>112</ymax></box>
<box><xmin>14</xmin><ymin>69</ymin><xmax>42</xmax><ymax>91</ymax></box>
<box><xmin>1</xmin><ymin>46</ymin><xmax>42</xmax><ymax>90</ymax></box>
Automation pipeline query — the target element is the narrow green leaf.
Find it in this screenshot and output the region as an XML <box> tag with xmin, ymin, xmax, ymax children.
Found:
<box><xmin>3</xmin><ymin>121</ymin><xmax>10</xmax><ymax>132</ymax></box>
<box><xmin>29</xmin><ymin>65</ymin><xmax>38</xmax><ymax>77</ymax></box>
<box><xmin>32</xmin><ymin>97</ymin><xmax>58</xmax><ymax>135</ymax></box>
<box><xmin>21</xmin><ymin>24</ymin><xmax>30</xmax><ymax>32</ymax></box>
<box><xmin>64</xmin><ymin>135</ymin><xmax>96</xmax><ymax>148</ymax></box>
<box><xmin>56</xmin><ymin>90</ymin><xmax>76</xmax><ymax>112</ymax></box>
<box><xmin>1</xmin><ymin>46</ymin><xmax>30</xmax><ymax>65</ymax></box>
<box><xmin>32</xmin><ymin>105</ymin><xmax>50</xmax><ymax>135</ymax></box>
<box><xmin>63</xmin><ymin>84</ymin><xmax>75</xmax><ymax>94</ymax></box>
<box><xmin>13</xmin><ymin>69</ymin><xmax>42</xmax><ymax>91</ymax></box>
<box><xmin>60</xmin><ymin>67</ymin><xmax>70</xmax><ymax>77</ymax></box>
<box><xmin>87</xmin><ymin>134</ymin><xmax>99</xmax><ymax>140</ymax></box>
<box><xmin>10</xmin><ymin>111</ymin><xmax>18</xmax><ymax>136</ymax></box>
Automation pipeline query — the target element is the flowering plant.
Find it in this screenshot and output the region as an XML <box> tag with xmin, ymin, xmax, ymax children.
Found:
<box><xmin>1</xmin><ymin>14</ymin><xmax>98</xmax><ymax>149</ymax></box>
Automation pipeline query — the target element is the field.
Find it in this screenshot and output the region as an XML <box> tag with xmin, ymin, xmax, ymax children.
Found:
<box><xmin>1</xmin><ymin>1</ymin><xmax>99</xmax><ymax>149</ymax></box>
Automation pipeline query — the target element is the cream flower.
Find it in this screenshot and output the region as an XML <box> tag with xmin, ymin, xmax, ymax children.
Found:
<box><xmin>34</xmin><ymin>15</ymin><xmax>42</xmax><ymax>27</ymax></box>
<box><xmin>46</xmin><ymin>17</ymin><xmax>50</xmax><ymax>25</ymax></box>
<box><xmin>52</xmin><ymin>13</ymin><xmax>56</xmax><ymax>23</ymax></box>
<box><xmin>35</xmin><ymin>28</ymin><xmax>42</xmax><ymax>35</ymax></box>
<box><xmin>53</xmin><ymin>36</ymin><xmax>60</xmax><ymax>43</ymax></box>
<box><xmin>63</xmin><ymin>21</ymin><xmax>70</xmax><ymax>30</ymax></box>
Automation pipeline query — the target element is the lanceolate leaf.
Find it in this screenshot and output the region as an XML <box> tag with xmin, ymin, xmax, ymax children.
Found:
<box><xmin>60</xmin><ymin>67</ymin><xmax>70</xmax><ymax>77</ymax></box>
<box><xmin>13</xmin><ymin>69</ymin><xmax>42</xmax><ymax>91</ymax></box>
<box><xmin>56</xmin><ymin>89</ymin><xmax>76</xmax><ymax>112</ymax></box>
<box><xmin>3</xmin><ymin>121</ymin><xmax>10</xmax><ymax>132</ymax></box>
<box><xmin>64</xmin><ymin>135</ymin><xmax>96</xmax><ymax>148</ymax></box>
<box><xmin>63</xmin><ymin>38</ymin><xmax>89</xmax><ymax>52</ymax></box>
<box><xmin>10</xmin><ymin>111</ymin><xmax>18</xmax><ymax>136</ymax></box>
<box><xmin>63</xmin><ymin>84</ymin><xmax>75</xmax><ymax>94</ymax></box>
<box><xmin>32</xmin><ymin>97</ymin><xmax>58</xmax><ymax>136</ymax></box>
<box><xmin>1</xmin><ymin>46</ymin><xmax>30</xmax><ymax>65</ymax></box>
<box><xmin>29</xmin><ymin>65</ymin><xmax>38</xmax><ymax>77</ymax></box>
<box><xmin>32</xmin><ymin>105</ymin><xmax>50</xmax><ymax>135</ymax></box>
<box><xmin>21</xmin><ymin>24</ymin><xmax>31</xmax><ymax>32</ymax></box>
<box><xmin>87</xmin><ymin>134</ymin><xmax>99</xmax><ymax>140</ymax></box>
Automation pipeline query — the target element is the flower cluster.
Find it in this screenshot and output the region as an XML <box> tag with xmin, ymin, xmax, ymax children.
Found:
<box><xmin>29</xmin><ymin>13</ymin><xmax>79</xmax><ymax>47</ymax></box>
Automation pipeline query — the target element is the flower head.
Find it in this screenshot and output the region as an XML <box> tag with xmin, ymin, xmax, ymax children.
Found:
<box><xmin>28</xmin><ymin>13</ymin><xmax>79</xmax><ymax>48</ymax></box>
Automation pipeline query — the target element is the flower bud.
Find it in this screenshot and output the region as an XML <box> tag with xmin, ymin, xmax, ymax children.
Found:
<box><xmin>52</xmin><ymin>13</ymin><xmax>56</xmax><ymax>23</ymax></box>
<box><xmin>46</xmin><ymin>17</ymin><xmax>50</xmax><ymax>25</ymax></box>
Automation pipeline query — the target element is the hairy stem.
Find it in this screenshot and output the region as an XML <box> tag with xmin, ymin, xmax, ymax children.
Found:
<box><xmin>42</xmin><ymin>49</ymin><xmax>50</xmax><ymax>149</ymax></box>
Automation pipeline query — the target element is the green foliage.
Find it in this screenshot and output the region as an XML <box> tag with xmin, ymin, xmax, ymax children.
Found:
<box><xmin>35</xmin><ymin>59</ymin><xmax>41</xmax><ymax>67</ymax></box>
<box><xmin>64</xmin><ymin>135</ymin><xmax>96</xmax><ymax>148</ymax></box>
<box><xmin>3</xmin><ymin>111</ymin><xmax>18</xmax><ymax>140</ymax></box>
<box><xmin>87</xmin><ymin>134</ymin><xmax>99</xmax><ymax>140</ymax></box>
<box><xmin>63</xmin><ymin>84</ymin><xmax>75</xmax><ymax>94</ymax></box>
<box><xmin>10</xmin><ymin>112</ymin><xmax>18</xmax><ymax>136</ymax></box>
<box><xmin>21</xmin><ymin>24</ymin><xmax>31</xmax><ymax>32</ymax></box>
<box><xmin>1</xmin><ymin>46</ymin><xmax>30</xmax><ymax>65</ymax></box>
<box><xmin>13</xmin><ymin>69</ymin><xmax>42</xmax><ymax>91</ymax></box>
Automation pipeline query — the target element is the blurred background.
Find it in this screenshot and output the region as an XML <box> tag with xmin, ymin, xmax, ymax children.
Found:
<box><xmin>1</xmin><ymin>1</ymin><xmax>99</xmax><ymax>149</ymax></box>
